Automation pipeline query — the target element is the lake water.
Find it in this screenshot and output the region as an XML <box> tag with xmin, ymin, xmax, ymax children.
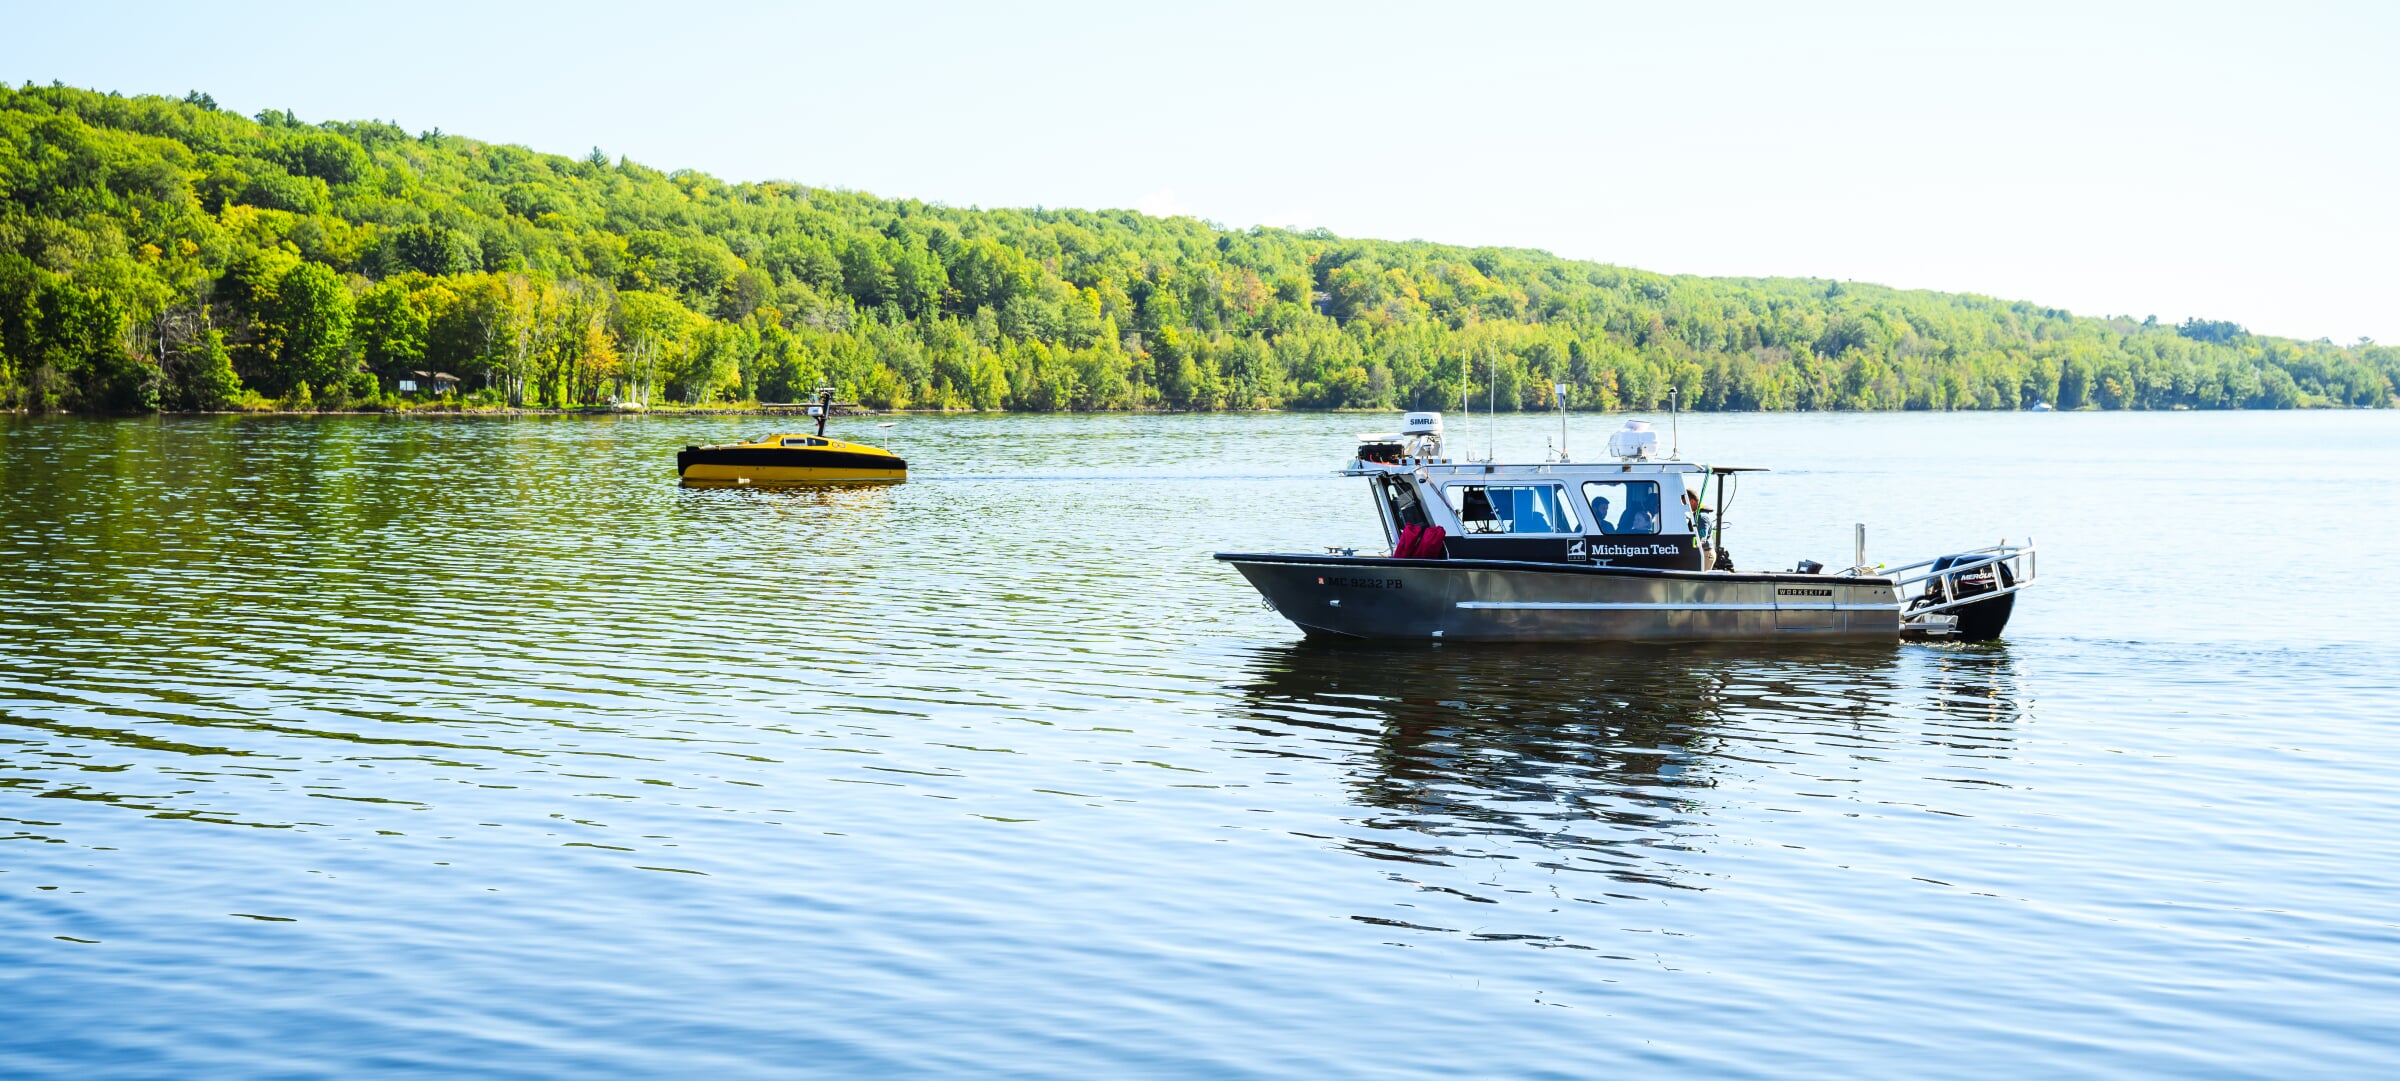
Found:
<box><xmin>3</xmin><ymin>410</ymin><xmax>2396</xmax><ymax>1078</ymax></box>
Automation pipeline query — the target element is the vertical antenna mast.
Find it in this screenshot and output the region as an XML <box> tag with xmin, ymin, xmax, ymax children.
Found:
<box><xmin>1556</xmin><ymin>383</ymin><xmax>1569</xmax><ymax>461</ymax></box>
<box><xmin>1669</xmin><ymin>385</ymin><xmax>1681</xmax><ymax>459</ymax></box>
<box><xmin>1460</xmin><ymin>357</ymin><xmax>1472</xmax><ymax>462</ymax></box>
<box><xmin>1486</xmin><ymin>349</ymin><xmax>1495</xmax><ymax>463</ymax></box>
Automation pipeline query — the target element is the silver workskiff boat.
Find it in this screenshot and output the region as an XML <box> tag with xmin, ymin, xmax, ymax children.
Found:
<box><xmin>1216</xmin><ymin>412</ymin><xmax>2034</xmax><ymax>643</ymax></box>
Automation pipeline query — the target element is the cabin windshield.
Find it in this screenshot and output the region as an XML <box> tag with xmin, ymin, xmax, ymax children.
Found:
<box><xmin>1582</xmin><ymin>480</ymin><xmax>1664</xmax><ymax>534</ymax></box>
<box><xmin>1445</xmin><ymin>484</ymin><xmax>1581</xmax><ymax>535</ymax></box>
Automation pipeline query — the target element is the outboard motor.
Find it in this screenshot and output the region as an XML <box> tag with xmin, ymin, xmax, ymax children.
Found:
<box><xmin>1911</xmin><ymin>554</ymin><xmax>2017</xmax><ymax>641</ymax></box>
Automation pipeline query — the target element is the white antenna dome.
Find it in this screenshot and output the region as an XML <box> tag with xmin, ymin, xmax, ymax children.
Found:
<box><xmin>1608</xmin><ymin>420</ymin><xmax>1658</xmax><ymax>460</ymax></box>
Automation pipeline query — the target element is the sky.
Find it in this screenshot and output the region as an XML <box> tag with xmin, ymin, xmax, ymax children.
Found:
<box><xmin>4</xmin><ymin>0</ymin><xmax>2393</xmax><ymax>343</ymax></box>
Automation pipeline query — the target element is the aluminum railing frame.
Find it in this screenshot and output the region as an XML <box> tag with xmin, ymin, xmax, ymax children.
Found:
<box><xmin>1879</xmin><ymin>542</ymin><xmax>2039</xmax><ymax>625</ymax></box>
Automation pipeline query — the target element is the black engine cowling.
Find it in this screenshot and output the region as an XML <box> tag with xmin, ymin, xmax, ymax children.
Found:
<box><xmin>1910</xmin><ymin>554</ymin><xmax>2017</xmax><ymax>642</ymax></box>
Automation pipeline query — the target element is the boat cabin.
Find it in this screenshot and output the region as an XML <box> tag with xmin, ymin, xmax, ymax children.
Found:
<box><xmin>1345</xmin><ymin>412</ymin><xmax>1735</xmax><ymax>571</ymax></box>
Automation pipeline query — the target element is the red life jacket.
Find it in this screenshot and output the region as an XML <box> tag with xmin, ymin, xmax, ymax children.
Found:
<box><xmin>1395</xmin><ymin>524</ymin><xmax>1447</xmax><ymax>559</ymax></box>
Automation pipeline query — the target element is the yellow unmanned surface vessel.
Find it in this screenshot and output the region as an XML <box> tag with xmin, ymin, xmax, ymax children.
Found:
<box><xmin>677</xmin><ymin>388</ymin><xmax>907</xmax><ymax>486</ymax></box>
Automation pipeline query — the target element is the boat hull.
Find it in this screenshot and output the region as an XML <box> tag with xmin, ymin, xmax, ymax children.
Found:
<box><xmin>1217</xmin><ymin>554</ymin><xmax>1904</xmax><ymax>642</ymax></box>
<box><xmin>677</xmin><ymin>447</ymin><xmax>906</xmax><ymax>486</ymax></box>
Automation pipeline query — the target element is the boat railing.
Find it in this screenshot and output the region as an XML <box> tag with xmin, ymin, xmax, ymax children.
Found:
<box><xmin>1883</xmin><ymin>541</ymin><xmax>2038</xmax><ymax>620</ymax></box>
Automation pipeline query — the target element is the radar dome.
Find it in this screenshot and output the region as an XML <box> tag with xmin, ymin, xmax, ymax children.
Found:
<box><xmin>1607</xmin><ymin>420</ymin><xmax>1658</xmax><ymax>460</ymax></box>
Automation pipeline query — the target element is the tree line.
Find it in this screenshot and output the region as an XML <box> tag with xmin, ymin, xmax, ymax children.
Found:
<box><xmin>3</xmin><ymin>83</ymin><xmax>2393</xmax><ymax>415</ymax></box>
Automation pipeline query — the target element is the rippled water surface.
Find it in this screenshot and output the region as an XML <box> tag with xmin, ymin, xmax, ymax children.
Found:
<box><xmin>4</xmin><ymin>410</ymin><xmax>2397</xmax><ymax>1078</ymax></box>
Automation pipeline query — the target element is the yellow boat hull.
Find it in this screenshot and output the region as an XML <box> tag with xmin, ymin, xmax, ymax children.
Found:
<box><xmin>676</xmin><ymin>434</ymin><xmax>908</xmax><ymax>487</ymax></box>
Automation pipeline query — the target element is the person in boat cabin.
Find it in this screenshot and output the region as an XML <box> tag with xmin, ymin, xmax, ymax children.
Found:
<box><xmin>1620</xmin><ymin>487</ymin><xmax>1662</xmax><ymax>533</ymax></box>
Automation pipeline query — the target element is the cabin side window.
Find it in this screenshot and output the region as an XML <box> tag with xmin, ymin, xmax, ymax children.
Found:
<box><xmin>1443</xmin><ymin>484</ymin><xmax>1582</xmax><ymax>535</ymax></box>
<box><xmin>781</xmin><ymin>437</ymin><xmax>829</xmax><ymax>447</ymax></box>
<box><xmin>1581</xmin><ymin>481</ymin><xmax>1664</xmax><ymax>535</ymax></box>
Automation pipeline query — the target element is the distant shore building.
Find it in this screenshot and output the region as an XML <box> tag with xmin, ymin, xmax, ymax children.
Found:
<box><xmin>396</xmin><ymin>371</ymin><xmax>461</xmax><ymax>397</ymax></box>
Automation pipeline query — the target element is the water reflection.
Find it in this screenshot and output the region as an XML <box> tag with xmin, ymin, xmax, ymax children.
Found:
<box><xmin>1227</xmin><ymin>641</ymin><xmax>2025</xmax><ymax>944</ymax></box>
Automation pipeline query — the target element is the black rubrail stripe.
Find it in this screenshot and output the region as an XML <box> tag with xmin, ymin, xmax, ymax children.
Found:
<box><xmin>678</xmin><ymin>447</ymin><xmax>908</xmax><ymax>472</ymax></box>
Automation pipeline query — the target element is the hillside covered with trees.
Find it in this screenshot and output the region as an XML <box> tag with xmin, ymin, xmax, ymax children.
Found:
<box><xmin>3</xmin><ymin>83</ymin><xmax>2393</xmax><ymax>414</ymax></box>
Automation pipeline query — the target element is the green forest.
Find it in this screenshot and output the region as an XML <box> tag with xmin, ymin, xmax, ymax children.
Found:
<box><xmin>4</xmin><ymin>82</ymin><xmax>2393</xmax><ymax>415</ymax></box>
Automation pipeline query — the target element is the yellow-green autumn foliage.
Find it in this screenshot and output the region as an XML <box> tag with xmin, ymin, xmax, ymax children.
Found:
<box><xmin>2</xmin><ymin>83</ymin><xmax>2393</xmax><ymax>413</ymax></box>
